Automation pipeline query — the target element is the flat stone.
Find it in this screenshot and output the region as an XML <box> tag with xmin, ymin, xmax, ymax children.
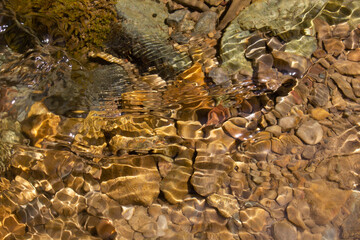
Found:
<box><xmin>206</xmin><ymin>193</ymin><xmax>239</xmax><ymax>218</ymax></box>
<box><xmin>334</xmin><ymin>60</ymin><xmax>360</xmax><ymax>75</ymax></box>
<box><xmin>296</xmin><ymin>119</ymin><xmax>323</xmax><ymax>145</ymax></box>
<box><xmin>347</xmin><ymin>48</ymin><xmax>360</xmax><ymax>62</ymax></box>
<box><xmin>341</xmin><ymin>191</ymin><xmax>360</xmax><ymax>239</ymax></box>
<box><xmin>332</xmin><ymin>22</ymin><xmax>350</xmax><ymax>39</ymax></box>
<box><xmin>302</xmin><ymin>145</ymin><xmax>316</xmax><ymax>160</ymax></box>
<box><xmin>330</xmin><ymin>72</ymin><xmax>357</xmax><ymax>100</ymax></box>
<box><xmin>265</xmin><ymin>125</ymin><xmax>282</xmax><ymax>137</ymax></box>
<box><xmin>352</xmin><ymin>77</ymin><xmax>360</xmax><ymax>97</ymax></box>
<box><xmin>194</xmin><ymin>11</ymin><xmax>217</xmax><ymax>35</ymax></box>
<box><xmin>209</xmin><ymin>67</ymin><xmax>230</xmax><ymax>85</ymax></box>
<box><xmin>323</xmin><ymin>38</ymin><xmax>345</xmax><ymax>56</ymax></box>
<box><xmin>273</xmin><ymin>221</ymin><xmax>297</xmax><ymax>240</ymax></box>
<box><xmin>304</xmin><ymin>180</ymin><xmax>352</xmax><ymax>225</ymax></box>
<box><xmin>272</xmin><ymin>50</ymin><xmax>309</xmax><ymax>78</ymax></box>
<box><xmin>278</xmin><ymin>116</ymin><xmax>299</xmax><ymax>132</ymax></box>
<box><xmin>166</xmin><ymin>9</ymin><xmax>189</xmax><ymax>28</ymax></box>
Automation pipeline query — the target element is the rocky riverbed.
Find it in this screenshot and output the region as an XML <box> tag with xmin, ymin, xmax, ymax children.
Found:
<box><xmin>1</xmin><ymin>0</ymin><xmax>360</xmax><ymax>239</ymax></box>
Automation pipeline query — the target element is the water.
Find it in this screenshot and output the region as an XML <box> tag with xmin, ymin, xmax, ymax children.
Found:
<box><xmin>1</xmin><ymin>0</ymin><xmax>360</xmax><ymax>239</ymax></box>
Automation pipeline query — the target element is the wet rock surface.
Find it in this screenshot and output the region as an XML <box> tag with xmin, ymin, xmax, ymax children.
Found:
<box><xmin>1</xmin><ymin>0</ymin><xmax>360</xmax><ymax>239</ymax></box>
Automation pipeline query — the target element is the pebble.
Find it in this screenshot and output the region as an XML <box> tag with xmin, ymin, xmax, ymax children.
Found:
<box><xmin>265</xmin><ymin>125</ymin><xmax>282</xmax><ymax>137</ymax></box>
<box><xmin>278</xmin><ymin>116</ymin><xmax>299</xmax><ymax>132</ymax></box>
<box><xmin>166</xmin><ymin>9</ymin><xmax>189</xmax><ymax>28</ymax></box>
<box><xmin>323</xmin><ymin>38</ymin><xmax>345</xmax><ymax>56</ymax></box>
<box><xmin>310</xmin><ymin>108</ymin><xmax>329</xmax><ymax>121</ymax></box>
<box><xmin>296</xmin><ymin>119</ymin><xmax>323</xmax><ymax>145</ymax></box>
<box><xmin>194</xmin><ymin>11</ymin><xmax>217</xmax><ymax>35</ymax></box>
<box><xmin>330</xmin><ymin>72</ymin><xmax>357</xmax><ymax>100</ymax></box>
<box><xmin>273</xmin><ymin>221</ymin><xmax>297</xmax><ymax>240</ymax></box>
<box><xmin>347</xmin><ymin>48</ymin><xmax>360</xmax><ymax>62</ymax></box>
<box><xmin>351</xmin><ymin>77</ymin><xmax>360</xmax><ymax>97</ymax></box>
<box><xmin>332</xmin><ymin>22</ymin><xmax>350</xmax><ymax>39</ymax></box>
<box><xmin>301</xmin><ymin>145</ymin><xmax>316</xmax><ymax>160</ymax></box>
<box><xmin>334</xmin><ymin>60</ymin><xmax>360</xmax><ymax>75</ymax></box>
<box><xmin>209</xmin><ymin>67</ymin><xmax>230</xmax><ymax>85</ymax></box>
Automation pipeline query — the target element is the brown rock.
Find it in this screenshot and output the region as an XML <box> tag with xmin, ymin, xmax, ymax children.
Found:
<box><xmin>190</xmin><ymin>154</ymin><xmax>234</xmax><ymax>196</ymax></box>
<box><xmin>312</xmin><ymin>49</ymin><xmax>327</xmax><ymax>59</ymax></box>
<box><xmin>341</xmin><ymin>191</ymin><xmax>360</xmax><ymax>239</ymax></box>
<box><xmin>206</xmin><ymin>193</ymin><xmax>239</xmax><ymax>218</ymax></box>
<box><xmin>296</xmin><ymin>119</ymin><xmax>323</xmax><ymax>145</ymax></box>
<box><xmin>313</xmin><ymin>18</ymin><xmax>331</xmax><ymax>40</ymax></box>
<box><xmin>161</xmin><ymin>157</ymin><xmax>193</xmax><ymax>204</ymax></box>
<box><xmin>278</xmin><ymin>116</ymin><xmax>300</xmax><ymax>132</ymax></box>
<box><xmin>239</xmin><ymin>207</ymin><xmax>270</xmax><ymax>232</ymax></box>
<box><xmin>272</xmin><ymin>50</ymin><xmax>309</xmax><ymax>78</ymax></box>
<box><xmin>334</xmin><ymin>60</ymin><xmax>360</xmax><ymax>75</ymax></box>
<box><xmin>304</xmin><ymin>180</ymin><xmax>352</xmax><ymax>225</ymax></box>
<box><xmin>287</xmin><ymin>198</ymin><xmax>310</xmax><ymax>230</ymax></box>
<box><xmin>100</xmin><ymin>156</ymin><xmax>161</xmax><ymax>206</ymax></box>
<box><xmin>273</xmin><ymin>221</ymin><xmax>297</xmax><ymax>240</ymax></box>
<box><xmin>332</xmin><ymin>22</ymin><xmax>350</xmax><ymax>38</ymax></box>
<box><xmin>301</xmin><ymin>145</ymin><xmax>316</xmax><ymax>160</ymax></box>
<box><xmin>344</xmin><ymin>30</ymin><xmax>359</xmax><ymax>49</ymax></box>
<box><xmin>347</xmin><ymin>48</ymin><xmax>360</xmax><ymax>62</ymax></box>
<box><xmin>330</xmin><ymin>72</ymin><xmax>357</xmax><ymax>100</ymax></box>
<box><xmin>323</xmin><ymin>38</ymin><xmax>345</xmax><ymax>56</ymax></box>
<box><xmin>351</xmin><ymin>77</ymin><xmax>360</xmax><ymax>97</ymax></box>
<box><xmin>310</xmin><ymin>108</ymin><xmax>329</xmax><ymax>121</ymax></box>
<box><xmin>222</xmin><ymin>119</ymin><xmax>250</xmax><ymax>140</ymax></box>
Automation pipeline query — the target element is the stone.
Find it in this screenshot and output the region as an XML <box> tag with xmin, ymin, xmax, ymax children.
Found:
<box><xmin>166</xmin><ymin>9</ymin><xmax>189</xmax><ymax>28</ymax></box>
<box><xmin>273</xmin><ymin>221</ymin><xmax>297</xmax><ymax>240</ymax></box>
<box><xmin>330</xmin><ymin>72</ymin><xmax>357</xmax><ymax>100</ymax></box>
<box><xmin>341</xmin><ymin>191</ymin><xmax>360</xmax><ymax>239</ymax></box>
<box><xmin>286</xmin><ymin>198</ymin><xmax>309</xmax><ymax>230</ymax></box>
<box><xmin>206</xmin><ymin>193</ymin><xmax>239</xmax><ymax>218</ymax></box>
<box><xmin>222</xmin><ymin>120</ymin><xmax>250</xmax><ymax>140</ymax></box>
<box><xmin>194</xmin><ymin>11</ymin><xmax>217</xmax><ymax>35</ymax></box>
<box><xmin>351</xmin><ymin>77</ymin><xmax>360</xmax><ymax>97</ymax></box>
<box><xmin>209</xmin><ymin>67</ymin><xmax>230</xmax><ymax>85</ymax></box>
<box><xmin>276</xmin><ymin>186</ymin><xmax>293</xmax><ymax>206</ymax></box>
<box><xmin>272</xmin><ymin>50</ymin><xmax>309</xmax><ymax>78</ymax></box>
<box><xmin>190</xmin><ymin>154</ymin><xmax>235</xmax><ymax>196</ymax></box>
<box><xmin>323</xmin><ymin>38</ymin><xmax>345</xmax><ymax>56</ymax></box>
<box><xmin>100</xmin><ymin>156</ymin><xmax>161</xmax><ymax>206</ymax></box>
<box><xmin>239</xmin><ymin>207</ymin><xmax>270</xmax><ymax>232</ymax></box>
<box><xmin>301</xmin><ymin>145</ymin><xmax>316</xmax><ymax>160</ymax></box>
<box><xmin>347</xmin><ymin>48</ymin><xmax>360</xmax><ymax>62</ymax></box>
<box><xmin>310</xmin><ymin>108</ymin><xmax>329</xmax><ymax>121</ymax></box>
<box><xmin>313</xmin><ymin>18</ymin><xmax>331</xmax><ymax>40</ymax></box>
<box><xmin>296</xmin><ymin>119</ymin><xmax>323</xmax><ymax>145</ymax></box>
<box><xmin>265</xmin><ymin>125</ymin><xmax>282</xmax><ymax>137</ymax></box>
<box><xmin>334</xmin><ymin>60</ymin><xmax>360</xmax><ymax>75</ymax></box>
<box><xmin>160</xmin><ymin>157</ymin><xmax>193</xmax><ymax>204</ymax></box>
<box><xmin>309</xmin><ymin>83</ymin><xmax>329</xmax><ymax>107</ymax></box>
<box><xmin>344</xmin><ymin>30</ymin><xmax>359</xmax><ymax>49</ymax></box>
<box><xmin>278</xmin><ymin>116</ymin><xmax>299</xmax><ymax>132</ymax></box>
<box><xmin>304</xmin><ymin>180</ymin><xmax>352</xmax><ymax>226</ymax></box>
<box><xmin>332</xmin><ymin>22</ymin><xmax>350</xmax><ymax>38</ymax></box>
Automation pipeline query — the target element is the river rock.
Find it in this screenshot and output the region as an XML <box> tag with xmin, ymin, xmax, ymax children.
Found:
<box><xmin>273</xmin><ymin>221</ymin><xmax>297</xmax><ymax>240</ymax></box>
<box><xmin>296</xmin><ymin>119</ymin><xmax>323</xmax><ymax>145</ymax></box>
<box><xmin>334</xmin><ymin>60</ymin><xmax>360</xmax><ymax>75</ymax></box>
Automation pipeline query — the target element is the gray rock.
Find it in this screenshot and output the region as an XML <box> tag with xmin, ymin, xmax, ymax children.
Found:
<box><xmin>166</xmin><ymin>9</ymin><xmax>189</xmax><ymax>28</ymax></box>
<box><xmin>209</xmin><ymin>67</ymin><xmax>230</xmax><ymax>85</ymax></box>
<box><xmin>194</xmin><ymin>11</ymin><xmax>217</xmax><ymax>35</ymax></box>
<box><xmin>296</xmin><ymin>119</ymin><xmax>323</xmax><ymax>145</ymax></box>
